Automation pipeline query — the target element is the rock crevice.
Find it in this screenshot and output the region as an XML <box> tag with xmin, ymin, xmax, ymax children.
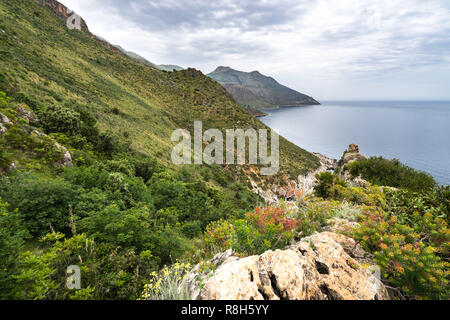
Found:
<box><xmin>197</xmin><ymin>232</ymin><xmax>390</xmax><ymax>300</ymax></box>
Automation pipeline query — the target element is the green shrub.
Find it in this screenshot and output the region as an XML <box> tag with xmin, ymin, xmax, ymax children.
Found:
<box><xmin>297</xmin><ymin>200</ymin><xmax>338</xmax><ymax>236</ymax></box>
<box><xmin>0</xmin><ymin>91</ymin><xmax>10</xmax><ymax>108</ymax></box>
<box><xmin>204</xmin><ymin>219</ymin><xmax>233</xmax><ymax>253</ymax></box>
<box><xmin>347</xmin><ymin>157</ymin><xmax>437</xmax><ymax>192</ymax></box>
<box><xmin>78</xmin><ymin>204</ymin><xmax>189</xmax><ymax>266</ymax></box>
<box><xmin>105</xmin><ymin>158</ymin><xmax>135</xmax><ymax>177</ymax></box>
<box><xmin>13</xmin><ymin>232</ymin><xmax>157</xmax><ymax>300</ymax></box>
<box><xmin>232</xmin><ymin>207</ymin><xmax>296</xmax><ymax>256</ymax></box>
<box><xmin>0</xmin><ymin>198</ymin><xmax>29</xmax><ymax>299</ymax></box>
<box><xmin>314</xmin><ymin>172</ymin><xmax>347</xmax><ymax>198</ymax></box>
<box><xmin>0</xmin><ymin>173</ymin><xmax>81</xmax><ymax>236</ymax></box>
<box><xmin>348</xmin><ymin>208</ymin><xmax>449</xmax><ymax>299</ymax></box>
<box><xmin>0</xmin><ymin>144</ymin><xmax>11</xmax><ymax>170</ymax></box>
<box><xmin>40</xmin><ymin>105</ymin><xmax>81</xmax><ymax>136</ymax></box>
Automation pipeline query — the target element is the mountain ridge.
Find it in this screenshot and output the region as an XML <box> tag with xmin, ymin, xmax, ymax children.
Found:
<box><xmin>208</xmin><ymin>66</ymin><xmax>320</xmax><ymax>111</ymax></box>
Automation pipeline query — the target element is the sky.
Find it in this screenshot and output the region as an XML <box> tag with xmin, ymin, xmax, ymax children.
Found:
<box><xmin>59</xmin><ymin>0</ymin><xmax>450</xmax><ymax>101</ymax></box>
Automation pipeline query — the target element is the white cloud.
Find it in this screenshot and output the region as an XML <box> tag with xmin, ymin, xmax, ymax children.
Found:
<box><xmin>59</xmin><ymin>0</ymin><xmax>450</xmax><ymax>100</ymax></box>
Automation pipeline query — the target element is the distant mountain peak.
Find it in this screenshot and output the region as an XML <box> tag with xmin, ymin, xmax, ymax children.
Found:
<box><xmin>214</xmin><ymin>66</ymin><xmax>233</xmax><ymax>72</ymax></box>
<box><xmin>208</xmin><ymin>67</ymin><xmax>320</xmax><ymax>111</ymax></box>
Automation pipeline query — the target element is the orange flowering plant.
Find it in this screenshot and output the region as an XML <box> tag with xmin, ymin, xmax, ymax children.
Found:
<box><xmin>348</xmin><ymin>207</ymin><xmax>449</xmax><ymax>300</ymax></box>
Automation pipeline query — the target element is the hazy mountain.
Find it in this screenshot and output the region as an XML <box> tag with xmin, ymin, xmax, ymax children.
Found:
<box><xmin>157</xmin><ymin>64</ymin><xmax>184</xmax><ymax>72</ymax></box>
<box><xmin>208</xmin><ymin>66</ymin><xmax>320</xmax><ymax>110</ymax></box>
<box><xmin>96</xmin><ymin>37</ymin><xmax>183</xmax><ymax>71</ymax></box>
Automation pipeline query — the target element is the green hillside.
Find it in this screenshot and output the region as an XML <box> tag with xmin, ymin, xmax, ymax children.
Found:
<box><xmin>0</xmin><ymin>0</ymin><xmax>319</xmax><ymax>299</ymax></box>
<box><xmin>0</xmin><ymin>0</ymin><xmax>319</xmax><ymax>177</ymax></box>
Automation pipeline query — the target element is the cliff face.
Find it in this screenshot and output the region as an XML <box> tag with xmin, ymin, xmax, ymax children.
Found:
<box><xmin>189</xmin><ymin>232</ymin><xmax>390</xmax><ymax>300</ymax></box>
<box><xmin>34</xmin><ymin>0</ymin><xmax>89</xmax><ymax>32</ymax></box>
<box><xmin>34</xmin><ymin>0</ymin><xmax>137</xmax><ymax>56</ymax></box>
<box><xmin>208</xmin><ymin>66</ymin><xmax>320</xmax><ymax>110</ymax></box>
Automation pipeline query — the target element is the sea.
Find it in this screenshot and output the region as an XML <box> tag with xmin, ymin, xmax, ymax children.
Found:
<box><xmin>260</xmin><ymin>101</ymin><xmax>450</xmax><ymax>185</ymax></box>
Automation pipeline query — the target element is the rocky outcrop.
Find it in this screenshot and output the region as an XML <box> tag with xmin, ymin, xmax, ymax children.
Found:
<box><xmin>297</xmin><ymin>153</ymin><xmax>338</xmax><ymax>194</ymax></box>
<box><xmin>184</xmin><ymin>249</ymin><xmax>239</xmax><ymax>300</ymax></box>
<box><xmin>340</xmin><ymin>144</ymin><xmax>366</xmax><ymax>166</ymax></box>
<box><xmin>337</xmin><ymin>144</ymin><xmax>369</xmax><ymax>185</ymax></box>
<box><xmin>31</xmin><ymin>130</ymin><xmax>73</xmax><ymax>167</ymax></box>
<box><xmin>0</xmin><ymin>112</ymin><xmax>12</xmax><ymax>135</ymax></box>
<box><xmin>34</xmin><ymin>0</ymin><xmax>89</xmax><ymax>32</ymax></box>
<box><xmin>0</xmin><ymin>112</ymin><xmax>12</xmax><ymax>125</ymax></box>
<box><xmin>198</xmin><ymin>232</ymin><xmax>389</xmax><ymax>300</ymax></box>
<box><xmin>16</xmin><ymin>104</ymin><xmax>39</xmax><ymax>124</ymax></box>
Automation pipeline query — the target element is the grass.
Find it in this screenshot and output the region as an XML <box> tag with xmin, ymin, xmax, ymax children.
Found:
<box><xmin>0</xmin><ymin>0</ymin><xmax>319</xmax><ymax>186</ymax></box>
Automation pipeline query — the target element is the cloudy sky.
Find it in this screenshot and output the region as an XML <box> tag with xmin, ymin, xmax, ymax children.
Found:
<box><xmin>60</xmin><ymin>0</ymin><xmax>450</xmax><ymax>100</ymax></box>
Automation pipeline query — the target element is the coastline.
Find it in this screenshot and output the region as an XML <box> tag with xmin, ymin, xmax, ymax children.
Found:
<box><xmin>255</xmin><ymin>102</ymin><xmax>322</xmax><ymax>117</ymax></box>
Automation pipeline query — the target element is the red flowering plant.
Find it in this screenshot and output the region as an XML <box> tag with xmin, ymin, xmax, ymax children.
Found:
<box><xmin>247</xmin><ymin>207</ymin><xmax>298</xmax><ymax>233</ymax></box>
<box><xmin>229</xmin><ymin>207</ymin><xmax>298</xmax><ymax>255</ymax></box>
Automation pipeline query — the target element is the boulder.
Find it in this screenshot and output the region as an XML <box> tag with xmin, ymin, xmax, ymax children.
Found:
<box><xmin>16</xmin><ymin>104</ymin><xmax>39</xmax><ymax>124</ymax></box>
<box><xmin>184</xmin><ymin>249</ymin><xmax>239</xmax><ymax>300</ymax></box>
<box><xmin>297</xmin><ymin>153</ymin><xmax>338</xmax><ymax>194</ymax></box>
<box><xmin>198</xmin><ymin>232</ymin><xmax>389</xmax><ymax>300</ymax></box>
<box><xmin>340</xmin><ymin>144</ymin><xmax>366</xmax><ymax>166</ymax></box>
<box><xmin>54</xmin><ymin>141</ymin><xmax>73</xmax><ymax>167</ymax></box>
<box><xmin>0</xmin><ymin>112</ymin><xmax>12</xmax><ymax>125</ymax></box>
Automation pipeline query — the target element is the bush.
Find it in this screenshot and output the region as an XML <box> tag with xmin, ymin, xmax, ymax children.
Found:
<box><xmin>343</xmin><ymin>187</ymin><xmax>450</xmax><ymax>299</ymax></box>
<box><xmin>314</xmin><ymin>172</ymin><xmax>347</xmax><ymax>198</ymax></box>
<box><xmin>0</xmin><ymin>173</ymin><xmax>81</xmax><ymax>236</ymax></box>
<box><xmin>0</xmin><ymin>198</ymin><xmax>29</xmax><ymax>299</ymax></box>
<box><xmin>13</xmin><ymin>232</ymin><xmax>157</xmax><ymax>300</ymax></box>
<box><xmin>141</xmin><ymin>262</ymin><xmax>192</xmax><ymax>300</ymax></box>
<box><xmin>78</xmin><ymin>204</ymin><xmax>189</xmax><ymax>267</ymax></box>
<box><xmin>204</xmin><ymin>219</ymin><xmax>233</xmax><ymax>252</ymax></box>
<box><xmin>348</xmin><ymin>208</ymin><xmax>449</xmax><ymax>299</ymax></box>
<box><xmin>232</xmin><ymin>207</ymin><xmax>297</xmax><ymax>256</ymax></box>
<box><xmin>40</xmin><ymin>105</ymin><xmax>81</xmax><ymax>136</ymax></box>
<box><xmin>297</xmin><ymin>200</ymin><xmax>338</xmax><ymax>236</ymax></box>
<box><xmin>347</xmin><ymin>157</ymin><xmax>437</xmax><ymax>192</ymax></box>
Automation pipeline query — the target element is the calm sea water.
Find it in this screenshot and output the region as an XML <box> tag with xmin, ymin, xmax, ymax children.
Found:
<box><xmin>260</xmin><ymin>101</ymin><xmax>450</xmax><ymax>185</ymax></box>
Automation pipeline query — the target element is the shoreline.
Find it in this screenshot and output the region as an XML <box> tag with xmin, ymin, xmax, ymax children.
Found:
<box><xmin>255</xmin><ymin>103</ymin><xmax>322</xmax><ymax>117</ymax></box>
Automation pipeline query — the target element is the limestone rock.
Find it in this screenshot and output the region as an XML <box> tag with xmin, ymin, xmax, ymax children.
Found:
<box><xmin>54</xmin><ymin>141</ymin><xmax>73</xmax><ymax>167</ymax></box>
<box><xmin>198</xmin><ymin>232</ymin><xmax>389</xmax><ymax>300</ymax></box>
<box><xmin>0</xmin><ymin>123</ymin><xmax>6</xmax><ymax>135</ymax></box>
<box><xmin>16</xmin><ymin>104</ymin><xmax>39</xmax><ymax>124</ymax></box>
<box><xmin>184</xmin><ymin>249</ymin><xmax>239</xmax><ymax>300</ymax></box>
<box><xmin>297</xmin><ymin>153</ymin><xmax>338</xmax><ymax>194</ymax></box>
<box><xmin>340</xmin><ymin>144</ymin><xmax>366</xmax><ymax>166</ymax></box>
<box><xmin>0</xmin><ymin>112</ymin><xmax>12</xmax><ymax>125</ymax></box>
<box><xmin>31</xmin><ymin>130</ymin><xmax>73</xmax><ymax>167</ymax></box>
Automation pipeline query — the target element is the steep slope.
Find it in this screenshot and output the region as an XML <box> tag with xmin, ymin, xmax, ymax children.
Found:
<box><xmin>0</xmin><ymin>0</ymin><xmax>319</xmax><ymax>181</ymax></box>
<box><xmin>208</xmin><ymin>66</ymin><xmax>320</xmax><ymax>110</ymax></box>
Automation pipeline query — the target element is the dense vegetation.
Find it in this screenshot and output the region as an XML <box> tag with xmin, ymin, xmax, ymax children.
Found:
<box><xmin>347</xmin><ymin>157</ymin><xmax>437</xmax><ymax>192</ymax></box>
<box><xmin>0</xmin><ymin>0</ymin><xmax>322</xmax><ymax>300</ymax></box>
<box><xmin>0</xmin><ymin>0</ymin><xmax>448</xmax><ymax>301</ymax></box>
<box><xmin>0</xmin><ymin>88</ymin><xmax>261</xmax><ymax>299</ymax></box>
<box><xmin>200</xmin><ymin>174</ymin><xmax>449</xmax><ymax>300</ymax></box>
